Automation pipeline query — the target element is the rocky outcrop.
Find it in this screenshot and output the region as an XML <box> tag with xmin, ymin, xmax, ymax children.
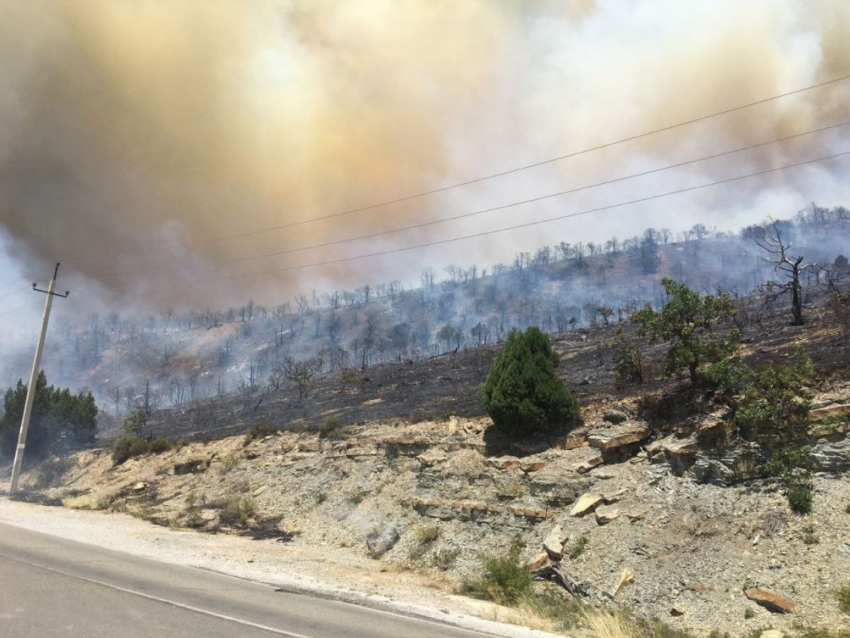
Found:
<box><xmin>811</xmin><ymin>437</ymin><xmax>850</xmax><ymax>473</ymax></box>
<box><xmin>588</xmin><ymin>421</ymin><xmax>650</xmax><ymax>460</ymax></box>
<box><xmin>744</xmin><ymin>588</ymin><xmax>797</xmax><ymax>613</ymax></box>
<box><xmin>690</xmin><ymin>442</ymin><xmax>767</xmax><ymax>486</ymax></box>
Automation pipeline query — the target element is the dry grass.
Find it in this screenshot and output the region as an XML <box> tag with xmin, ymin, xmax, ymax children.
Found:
<box><xmin>584</xmin><ymin>611</ymin><xmax>633</xmax><ymax>638</ymax></box>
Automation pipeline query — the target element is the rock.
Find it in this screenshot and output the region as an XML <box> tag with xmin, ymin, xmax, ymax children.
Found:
<box><xmin>689</xmin><ymin>582</ymin><xmax>713</xmax><ymax>593</ymax></box>
<box><xmin>612</xmin><ymin>568</ymin><xmax>635</xmax><ymax>596</ymax></box>
<box><xmin>744</xmin><ymin>588</ymin><xmax>797</xmax><ymax>613</ymax></box>
<box><xmin>662</xmin><ymin>437</ymin><xmax>700</xmax><ymax>475</ymax></box>
<box><xmin>173</xmin><ymin>458</ymin><xmax>208</xmax><ymax>475</ymax></box>
<box><xmin>690</xmin><ymin>443</ymin><xmax>766</xmax><ymax>486</ymax></box>
<box><xmin>543</xmin><ymin>524</ymin><xmax>567</xmax><ymax>559</ymax></box>
<box><xmin>252</xmin><ymin>485</ymin><xmax>268</xmax><ymax>496</ymax></box>
<box><xmin>595</xmin><ymin>505</ymin><xmax>620</xmax><ymax>525</ymax></box>
<box><xmin>603</xmin><ymin>409</ymin><xmax>629</xmax><ymax>424</ymax></box>
<box><xmin>760</xmin><ymin>631</ymin><xmax>784</xmax><ymax>638</ymax></box>
<box><xmin>810</xmin><ymin>439</ymin><xmax>850</xmax><ymax>473</ymax></box>
<box><xmin>417</xmin><ymin>449</ymin><xmax>447</xmax><ymax>467</ymax></box>
<box><xmin>576</xmin><ymin>454</ymin><xmax>604</xmax><ymax>474</ymax></box>
<box><xmin>809</xmin><ymin>403</ymin><xmax>850</xmax><ymax>421</ymax></box>
<box><xmin>366</xmin><ymin>525</ymin><xmax>400</xmax><ymax>559</ymax></box>
<box><xmin>570</xmin><ymin>493</ymin><xmax>604</xmax><ymax>517</ymax></box>
<box><xmin>132</xmin><ymin>482</ymin><xmax>148</xmax><ymax>492</ymax></box>
<box><xmin>588</xmin><ymin>422</ymin><xmax>650</xmax><ymax>457</ymax></box>
<box><xmin>670</xmin><ymin>605</ymin><xmax>686</xmax><ymax>617</ymax></box>
<box><xmin>527</xmin><ymin>552</ymin><xmax>550</xmax><ymax>571</ymax></box>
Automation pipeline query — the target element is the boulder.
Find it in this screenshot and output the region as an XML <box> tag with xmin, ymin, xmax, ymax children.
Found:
<box><xmin>570</xmin><ymin>493</ymin><xmax>604</xmax><ymax>517</ymax></box>
<box><xmin>588</xmin><ymin>422</ymin><xmax>650</xmax><ymax>458</ymax></box>
<box><xmin>366</xmin><ymin>525</ymin><xmax>400</xmax><ymax>559</ymax></box>
<box><xmin>543</xmin><ymin>524</ymin><xmax>567</xmax><ymax>559</ymax></box>
<box><xmin>595</xmin><ymin>505</ymin><xmax>620</xmax><ymax>525</ymax></box>
<box><xmin>527</xmin><ymin>552</ymin><xmax>550</xmax><ymax>571</ymax></box>
<box><xmin>811</xmin><ymin>438</ymin><xmax>850</xmax><ymax>473</ymax></box>
<box><xmin>603</xmin><ymin>409</ymin><xmax>629</xmax><ymax>424</ymax></box>
<box><xmin>744</xmin><ymin>588</ymin><xmax>797</xmax><ymax>613</ymax></box>
<box><xmin>662</xmin><ymin>437</ymin><xmax>700</xmax><ymax>475</ymax></box>
<box><xmin>132</xmin><ymin>482</ymin><xmax>148</xmax><ymax>492</ymax></box>
<box><xmin>576</xmin><ymin>453</ymin><xmax>604</xmax><ymax>474</ymax></box>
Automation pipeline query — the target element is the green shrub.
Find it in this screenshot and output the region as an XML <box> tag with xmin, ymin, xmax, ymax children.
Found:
<box><xmin>112</xmin><ymin>436</ymin><xmax>149</xmax><ymax>465</ymax></box>
<box><xmin>147</xmin><ymin>438</ymin><xmax>172</xmax><ymax>454</ymax></box>
<box><xmin>708</xmin><ymin>352</ymin><xmax>813</xmax><ymax>437</ymax></box>
<box><xmin>244</xmin><ymin>422</ymin><xmax>277</xmax><ymax>445</ymax></box>
<box><xmin>33</xmin><ymin>456</ymin><xmax>76</xmax><ymax>489</ymax></box>
<box><xmin>632</xmin><ymin>279</ymin><xmax>739</xmax><ymax>385</ymax></box>
<box><xmin>482</xmin><ymin>327</ymin><xmax>578</xmax><ymax>437</ymax></box>
<box><xmin>471</xmin><ymin>538</ymin><xmax>533</xmax><ymax>605</ymax></box>
<box><xmin>838</xmin><ymin>582</ymin><xmax>850</xmax><ymax>614</ymax></box>
<box><xmin>218</xmin><ymin>495</ymin><xmax>256</xmax><ymax>526</ymax></box>
<box><xmin>787</xmin><ymin>483</ymin><xmax>814</xmax><ymax>515</ymax></box>
<box><xmin>318</xmin><ymin>416</ymin><xmax>350</xmax><ymax>439</ymax></box>
<box><xmin>766</xmin><ymin>445</ymin><xmax>816</xmax><ymax>515</ymax></box>
<box><xmin>565</xmin><ymin>535</ymin><xmax>588</xmax><ymax>559</ymax></box>
<box><xmin>610</xmin><ymin>326</ymin><xmax>646</xmax><ymax>385</ymax></box>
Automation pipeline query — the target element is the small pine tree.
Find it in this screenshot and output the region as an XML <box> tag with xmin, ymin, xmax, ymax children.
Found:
<box><xmin>482</xmin><ymin>327</ymin><xmax>578</xmax><ymax>437</ymax></box>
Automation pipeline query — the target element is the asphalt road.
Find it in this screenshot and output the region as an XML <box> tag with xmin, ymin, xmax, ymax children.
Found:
<box><xmin>0</xmin><ymin>522</ymin><xmax>489</xmax><ymax>638</ymax></box>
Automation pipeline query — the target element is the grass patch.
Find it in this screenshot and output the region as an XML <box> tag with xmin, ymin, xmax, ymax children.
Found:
<box><xmin>471</xmin><ymin>538</ymin><xmax>533</xmax><ymax>606</ymax></box>
<box><xmin>148</xmin><ymin>437</ymin><xmax>172</xmax><ymax>454</ymax></box>
<box><xmin>33</xmin><ymin>456</ymin><xmax>76</xmax><ymax>489</ymax></box>
<box><xmin>315</xmin><ymin>491</ymin><xmax>327</xmax><ymax>504</ymax></box>
<box><xmin>409</xmin><ymin>525</ymin><xmax>440</xmax><ymax>561</ymax></box>
<box><xmin>433</xmin><ymin>548</ymin><xmax>459</xmax><ymax>570</ymax></box>
<box><xmin>838</xmin><ymin>583</ymin><xmax>850</xmax><ymax>614</ymax></box>
<box><xmin>217</xmin><ymin>495</ymin><xmax>257</xmax><ymax>527</ymax></box>
<box><xmin>112</xmin><ymin>436</ymin><xmax>150</xmax><ymax>465</ymax></box>
<box><xmin>565</xmin><ymin>535</ymin><xmax>589</xmax><ymax>560</ymax></box>
<box><xmin>218</xmin><ymin>454</ymin><xmax>239</xmax><ymax>476</ymax></box>
<box><xmin>244</xmin><ymin>422</ymin><xmax>277</xmax><ymax>445</ymax></box>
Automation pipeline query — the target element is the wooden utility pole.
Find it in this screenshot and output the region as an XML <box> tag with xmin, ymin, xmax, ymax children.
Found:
<box><xmin>9</xmin><ymin>263</ymin><xmax>70</xmax><ymax>494</ymax></box>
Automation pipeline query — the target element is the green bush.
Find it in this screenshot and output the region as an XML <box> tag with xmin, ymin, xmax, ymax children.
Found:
<box><xmin>471</xmin><ymin>538</ymin><xmax>533</xmax><ymax>605</ymax></box>
<box><xmin>33</xmin><ymin>456</ymin><xmax>76</xmax><ymax>489</ymax></box>
<box><xmin>244</xmin><ymin>422</ymin><xmax>277</xmax><ymax>445</ymax></box>
<box><xmin>632</xmin><ymin>279</ymin><xmax>739</xmax><ymax>385</ymax></box>
<box><xmin>218</xmin><ymin>495</ymin><xmax>256</xmax><ymax>526</ymax></box>
<box><xmin>610</xmin><ymin>326</ymin><xmax>646</xmax><ymax>385</ymax></box>
<box><xmin>318</xmin><ymin>416</ymin><xmax>345</xmax><ymax>439</ymax></box>
<box><xmin>838</xmin><ymin>583</ymin><xmax>850</xmax><ymax>614</ymax></box>
<box><xmin>147</xmin><ymin>438</ymin><xmax>172</xmax><ymax>454</ymax></box>
<box><xmin>112</xmin><ymin>436</ymin><xmax>149</xmax><ymax>465</ymax></box>
<box><xmin>482</xmin><ymin>327</ymin><xmax>578</xmax><ymax>437</ymax></box>
<box><xmin>766</xmin><ymin>445</ymin><xmax>816</xmax><ymax>515</ymax></box>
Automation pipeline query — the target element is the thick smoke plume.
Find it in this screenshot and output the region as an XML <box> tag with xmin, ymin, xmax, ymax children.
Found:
<box><xmin>1</xmin><ymin>0</ymin><xmax>849</xmax><ymax>313</ymax></box>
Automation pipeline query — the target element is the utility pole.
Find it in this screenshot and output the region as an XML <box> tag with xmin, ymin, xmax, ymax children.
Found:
<box><xmin>9</xmin><ymin>263</ymin><xmax>70</xmax><ymax>494</ymax></box>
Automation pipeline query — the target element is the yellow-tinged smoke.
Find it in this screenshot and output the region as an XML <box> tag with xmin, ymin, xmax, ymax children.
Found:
<box><xmin>0</xmin><ymin>0</ymin><xmax>848</xmax><ymax>309</ymax></box>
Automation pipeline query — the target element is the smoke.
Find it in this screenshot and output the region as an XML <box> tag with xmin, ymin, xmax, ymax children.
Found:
<box><xmin>0</xmin><ymin>0</ymin><xmax>849</xmax><ymax>315</ymax></box>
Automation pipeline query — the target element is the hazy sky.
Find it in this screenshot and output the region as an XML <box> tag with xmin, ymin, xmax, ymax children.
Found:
<box><xmin>1</xmin><ymin>0</ymin><xmax>849</xmax><ymax>329</ymax></box>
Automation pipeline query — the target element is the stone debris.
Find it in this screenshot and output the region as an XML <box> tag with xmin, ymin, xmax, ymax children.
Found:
<box><xmin>543</xmin><ymin>524</ymin><xmax>567</xmax><ymax>560</ymax></box>
<box><xmin>595</xmin><ymin>505</ymin><xmax>620</xmax><ymax>525</ymax></box>
<box><xmin>612</xmin><ymin>568</ymin><xmax>635</xmax><ymax>597</ymax></box>
<box><xmin>744</xmin><ymin>588</ymin><xmax>797</xmax><ymax>613</ymax></box>
<box><xmin>570</xmin><ymin>493</ymin><xmax>604</xmax><ymax>517</ymax></box>
<box><xmin>588</xmin><ymin>422</ymin><xmax>651</xmax><ymax>455</ymax></box>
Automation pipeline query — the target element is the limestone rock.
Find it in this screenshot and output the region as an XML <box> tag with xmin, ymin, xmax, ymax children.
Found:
<box><xmin>745</xmin><ymin>588</ymin><xmax>797</xmax><ymax>613</ymax></box>
<box><xmin>612</xmin><ymin>568</ymin><xmax>635</xmax><ymax>596</ymax></box>
<box><xmin>595</xmin><ymin>505</ymin><xmax>620</xmax><ymax>525</ymax></box>
<box><xmin>527</xmin><ymin>552</ymin><xmax>550</xmax><ymax>571</ymax></box>
<box><xmin>543</xmin><ymin>524</ymin><xmax>567</xmax><ymax>559</ymax></box>
<box><xmin>603</xmin><ymin>409</ymin><xmax>629</xmax><ymax>424</ymax></box>
<box><xmin>576</xmin><ymin>453</ymin><xmax>604</xmax><ymax>474</ymax></box>
<box><xmin>811</xmin><ymin>439</ymin><xmax>850</xmax><ymax>473</ymax></box>
<box><xmin>571</xmin><ymin>493</ymin><xmax>604</xmax><ymax>517</ymax></box>
<box><xmin>366</xmin><ymin>525</ymin><xmax>400</xmax><ymax>559</ymax></box>
<box><xmin>588</xmin><ymin>422</ymin><xmax>650</xmax><ymax>456</ymax></box>
<box><xmin>132</xmin><ymin>482</ymin><xmax>148</xmax><ymax>492</ymax></box>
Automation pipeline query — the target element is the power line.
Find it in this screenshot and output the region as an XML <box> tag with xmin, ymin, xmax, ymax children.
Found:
<box><xmin>0</xmin><ymin>276</ymin><xmax>28</xmax><ymax>291</ymax></box>
<box><xmin>62</xmin><ymin>72</ymin><xmax>850</xmax><ymax>270</ymax></box>
<box><xmin>210</xmin><ymin>73</ymin><xmax>850</xmax><ymax>241</ymax></box>
<box><xmin>0</xmin><ymin>286</ymin><xmax>31</xmax><ymax>302</ymax></box>
<box><xmin>111</xmin><ymin>148</ymin><xmax>850</xmax><ymax>290</ymax></box>
<box><xmin>90</xmin><ymin>119</ymin><xmax>850</xmax><ymax>286</ymax></box>
<box><xmin>0</xmin><ymin>300</ymin><xmax>42</xmax><ymax>319</ymax></box>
